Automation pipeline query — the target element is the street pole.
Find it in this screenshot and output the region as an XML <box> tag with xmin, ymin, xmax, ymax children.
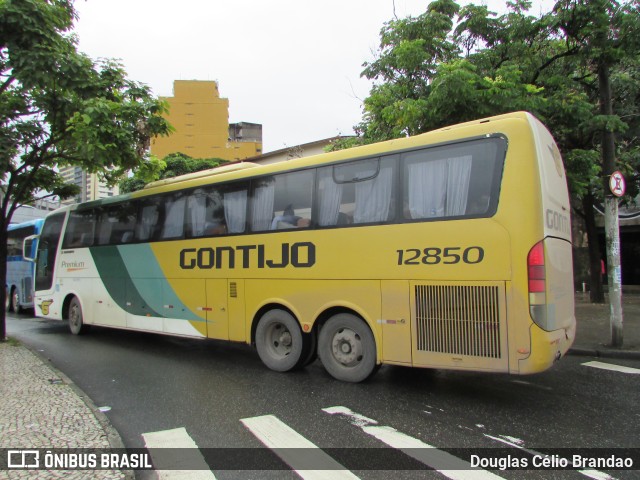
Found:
<box><xmin>604</xmin><ymin>194</ymin><xmax>623</xmax><ymax>347</ymax></box>
<box><xmin>599</xmin><ymin>62</ymin><xmax>624</xmax><ymax>348</ymax></box>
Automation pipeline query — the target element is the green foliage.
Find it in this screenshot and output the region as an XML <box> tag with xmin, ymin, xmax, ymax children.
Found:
<box><xmin>118</xmin><ymin>152</ymin><xmax>229</xmax><ymax>193</ymax></box>
<box><xmin>324</xmin><ymin>137</ymin><xmax>365</xmax><ymax>153</ymax></box>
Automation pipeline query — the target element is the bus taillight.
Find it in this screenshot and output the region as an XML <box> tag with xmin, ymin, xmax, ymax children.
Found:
<box><xmin>528</xmin><ymin>241</ymin><xmax>548</xmax><ymax>329</ymax></box>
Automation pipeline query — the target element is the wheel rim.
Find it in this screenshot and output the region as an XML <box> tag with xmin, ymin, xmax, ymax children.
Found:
<box><xmin>266</xmin><ymin>322</ymin><xmax>293</xmax><ymax>358</ymax></box>
<box><xmin>12</xmin><ymin>292</ymin><xmax>19</xmax><ymax>311</ymax></box>
<box><xmin>330</xmin><ymin>327</ymin><xmax>363</xmax><ymax>367</ymax></box>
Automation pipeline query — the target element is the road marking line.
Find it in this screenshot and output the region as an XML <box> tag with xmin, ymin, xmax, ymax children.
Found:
<box><xmin>143</xmin><ymin>427</ymin><xmax>216</xmax><ymax>479</ymax></box>
<box><xmin>323</xmin><ymin>406</ymin><xmax>505</xmax><ymax>480</ymax></box>
<box><xmin>582</xmin><ymin>361</ymin><xmax>640</xmax><ymax>374</ymax></box>
<box><xmin>241</xmin><ymin>414</ymin><xmax>359</xmax><ymax>480</ymax></box>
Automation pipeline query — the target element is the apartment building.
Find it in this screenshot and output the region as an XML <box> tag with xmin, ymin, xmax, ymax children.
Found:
<box><xmin>151</xmin><ymin>80</ymin><xmax>262</xmax><ymax>161</ymax></box>
<box><xmin>58</xmin><ymin>167</ymin><xmax>118</xmax><ymax>206</ymax></box>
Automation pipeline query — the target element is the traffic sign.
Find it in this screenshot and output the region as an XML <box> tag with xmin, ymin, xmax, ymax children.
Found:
<box><xmin>609</xmin><ymin>171</ymin><xmax>626</xmax><ymax>197</ymax></box>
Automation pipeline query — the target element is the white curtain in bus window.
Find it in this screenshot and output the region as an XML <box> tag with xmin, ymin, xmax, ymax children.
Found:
<box><xmin>224</xmin><ymin>190</ymin><xmax>247</xmax><ymax>233</ymax></box>
<box><xmin>138</xmin><ymin>202</ymin><xmax>160</xmax><ymax>241</ymax></box>
<box><xmin>445</xmin><ymin>155</ymin><xmax>473</xmax><ymax>215</ymax></box>
<box><xmin>96</xmin><ymin>211</ymin><xmax>114</xmax><ymax>245</ymax></box>
<box><xmin>187</xmin><ymin>189</ymin><xmax>207</xmax><ymax>237</ymax></box>
<box><xmin>161</xmin><ymin>194</ymin><xmax>186</xmax><ymax>239</ymax></box>
<box><xmin>251</xmin><ymin>179</ymin><xmax>276</xmax><ymax>231</ymax></box>
<box><xmin>318</xmin><ymin>168</ymin><xmax>343</xmax><ymax>226</ymax></box>
<box><xmin>407</xmin><ymin>155</ymin><xmax>472</xmax><ymax>219</ymax></box>
<box><xmin>354</xmin><ymin>166</ymin><xmax>393</xmax><ymax>224</ymax></box>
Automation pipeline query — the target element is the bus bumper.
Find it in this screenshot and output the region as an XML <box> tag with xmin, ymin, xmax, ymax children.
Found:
<box><xmin>518</xmin><ymin>320</ymin><xmax>576</xmax><ymax>374</ymax></box>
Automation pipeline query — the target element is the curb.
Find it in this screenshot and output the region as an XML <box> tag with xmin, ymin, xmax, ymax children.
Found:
<box><xmin>568</xmin><ymin>347</ymin><xmax>640</xmax><ymax>361</ymax></box>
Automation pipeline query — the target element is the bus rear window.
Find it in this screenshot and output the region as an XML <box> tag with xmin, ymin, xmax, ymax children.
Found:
<box><xmin>402</xmin><ymin>137</ymin><xmax>505</xmax><ymax>221</ymax></box>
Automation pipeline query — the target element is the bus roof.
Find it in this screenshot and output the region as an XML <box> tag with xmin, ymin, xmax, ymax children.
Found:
<box><xmin>143</xmin><ymin>162</ymin><xmax>260</xmax><ymax>190</ymax></box>
<box><xmin>45</xmin><ymin>111</ymin><xmax>538</xmax><ymax>210</ymax></box>
<box><xmin>8</xmin><ymin>218</ymin><xmax>45</xmax><ymax>231</ymax></box>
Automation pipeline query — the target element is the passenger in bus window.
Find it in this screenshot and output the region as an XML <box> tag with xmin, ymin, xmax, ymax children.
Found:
<box><xmin>203</xmin><ymin>218</ymin><xmax>227</xmax><ymax>235</ymax></box>
<box><xmin>271</xmin><ymin>204</ymin><xmax>310</xmax><ymax>229</ymax></box>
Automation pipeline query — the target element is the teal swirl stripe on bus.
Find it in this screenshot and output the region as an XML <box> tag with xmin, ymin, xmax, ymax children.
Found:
<box><xmin>89</xmin><ymin>245</ymin><xmax>204</xmax><ymax>322</ymax></box>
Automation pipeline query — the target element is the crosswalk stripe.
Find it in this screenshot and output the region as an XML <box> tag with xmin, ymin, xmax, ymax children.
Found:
<box><xmin>143</xmin><ymin>427</ymin><xmax>216</xmax><ymax>480</ymax></box>
<box><xmin>241</xmin><ymin>414</ymin><xmax>360</xmax><ymax>480</ymax></box>
<box><xmin>582</xmin><ymin>361</ymin><xmax>640</xmax><ymax>374</ymax></box>
<box><xmin>323</xmin><ymin>406</ymin><xmax>506</xmax><ymax>480</ymax></box>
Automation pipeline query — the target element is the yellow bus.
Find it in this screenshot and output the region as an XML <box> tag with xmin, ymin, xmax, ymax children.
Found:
<box><xmin>28</xmin><ymin>111</ymin><xmax>575</xmax><ymax>382</ymax></box>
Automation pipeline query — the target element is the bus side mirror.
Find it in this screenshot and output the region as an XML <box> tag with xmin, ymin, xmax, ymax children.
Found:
<box><xmin>23</xmin><ymin>234</ymin><xmax>39</xmax><ymax>262</ymax></box>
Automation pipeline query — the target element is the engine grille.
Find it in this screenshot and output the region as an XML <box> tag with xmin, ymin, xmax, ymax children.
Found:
<box><xmin>415</xmin><ymin>284</ymin><xmax>501</xmax><ymax>358</ymax></box>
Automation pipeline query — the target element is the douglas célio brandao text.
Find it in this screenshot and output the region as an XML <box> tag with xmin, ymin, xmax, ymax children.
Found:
<box><xmin>470</xmin><ymin>454</ymin><xmax>634</xmax><ymax>471</ymax></box>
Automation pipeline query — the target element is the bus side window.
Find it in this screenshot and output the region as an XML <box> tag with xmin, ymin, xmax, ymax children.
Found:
<box><xmin>319</xmin><ymin>156</ymin><xmax>396</xmax><ymax>226</ymax></box>
<box><xmin>63</xmin><ymin>210</ymin><xmax>96</xmax><ymax>248</ymax></box>
<box><xmin>403</xmin><ymin>152</ymin><xmax>472</xmax><ymax>220</ymax></box>
<box><xmin>187</xmin><ymin>187</ymin><xmax>227</xmax><ymax>237</ymax></box>
<box><xmin>272</xmin><ymin>170</ymin><xmax>314</xmax><ymax>230</ymax></box>
<box><xmin>402</xmin><ymin>139</ymin><xmax>503</xmax><ymax>221</ymax></box>
<box><xmin>250</xmin><ymin>171</ymin><xmax>314</xmax><ymax>232</ymax></box>
<box><xmin>95</xmin><ymin>203</ymin><xmax>136</xmax><ymax>245</ymax></box>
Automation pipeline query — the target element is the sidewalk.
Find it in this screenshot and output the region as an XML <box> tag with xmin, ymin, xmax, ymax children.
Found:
<box><xmin>1</xmin><ymin>295</ymin><xmax>639</xmax><ymax>478</ymax></box>
<box><xmin>0</xmin><ymin>340</ymin><xmax>128</xmax><ymax>479</ymax></box>
<box><xmin>571</xmin><ymin>292</ymin><xmax>640</xmax><ymax>359</ymax></box>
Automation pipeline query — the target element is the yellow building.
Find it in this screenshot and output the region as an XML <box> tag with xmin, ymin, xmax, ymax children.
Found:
<box><xmin>151</xmin><ymin>80</ymin><xmax>262</xmax><ymax>161</ymax></box>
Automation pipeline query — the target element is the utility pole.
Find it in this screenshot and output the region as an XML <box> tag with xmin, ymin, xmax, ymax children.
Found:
<box><xmin>599</xmin><ymin>63</ymin><xmax>624</xmax><ymax>347</ymax></box>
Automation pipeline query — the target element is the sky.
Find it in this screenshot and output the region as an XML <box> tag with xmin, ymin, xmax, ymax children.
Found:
<box><xmin>73</xmin><ymin>0</ymin><xmax>555</xmax><ymax>154</ymax></box>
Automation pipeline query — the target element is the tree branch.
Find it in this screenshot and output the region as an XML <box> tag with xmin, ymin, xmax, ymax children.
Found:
<box><xmin>530</xmin><ymin>46</ymin><xmax>580</xmax><ymax>84</ymax></box>
<box><xmin>0</xmin><ymin>74</ymin><xmax>15</xmax><ymax>95</ymax></box>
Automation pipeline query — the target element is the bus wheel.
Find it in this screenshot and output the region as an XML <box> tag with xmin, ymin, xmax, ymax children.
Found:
<box><xmin>256</xmin><ymin>309</ymin><xmax>304</xmax><ymax>372</ymax></box>
<box><xmin>5</xmin><ymin>288</ymin><xmax>14</xmax><ymax>313</ymax></box>
<box><xmin>11</xmin><ymin>288</ymin><xmax>22</xmax><ymax>314</ymax></box>
<box><xmin>318</xmin><ymin>313</ymin><xmax>377</xmax><ymax>383</ymax></box>
<box><xmin>68</xmin><ymin>297</ymin><xmax>90</xmax><ymax>335</ymax></box>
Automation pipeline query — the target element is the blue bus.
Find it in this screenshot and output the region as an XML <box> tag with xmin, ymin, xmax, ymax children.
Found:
<box><xmin>6</xmin><ymin>219</ymin><xmax>43</xmax><ymax>312</ymax></box>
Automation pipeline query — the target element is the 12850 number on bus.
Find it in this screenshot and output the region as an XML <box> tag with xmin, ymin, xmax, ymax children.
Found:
<box><xmin>396</xmin><ymin>247</ymin><xmax>485</xmax><ymax>265</ymax></box>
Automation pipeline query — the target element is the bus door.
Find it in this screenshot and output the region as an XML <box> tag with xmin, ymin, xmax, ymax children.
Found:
<box><xmin>33</xmin><ymin>213</ymin><xmax>66</xmax><ymax>318</ymax></box>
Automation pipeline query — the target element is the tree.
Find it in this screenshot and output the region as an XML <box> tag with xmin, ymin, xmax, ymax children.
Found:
<box><xmin>552</xmin><ymin>0</ymin><xmax>640</xmax><ymax>344</ymax></box>
<box><xmin>119</xmin><ymin>152</ymin><xmax>229</xmax><ymax>193</ymax></box>
<box><xmin>0</xmin><ymin>0</ymin><xmax>171</xmax><ymax>340</ymax></box>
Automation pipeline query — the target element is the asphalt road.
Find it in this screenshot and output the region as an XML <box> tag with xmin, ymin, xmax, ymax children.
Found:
<box><xmin>7</xmin><ymin>313</ymin><xmax>640</xmax><ymax>480</ymax></box>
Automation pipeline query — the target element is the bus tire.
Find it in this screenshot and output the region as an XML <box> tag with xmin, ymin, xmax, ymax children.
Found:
<box><xmin>6</xmin><ymin>287</ymin><xmax>14</xmax><ymax>313</ymax></box>
<box><xmin>318</xmin><ymin>313</ymin><xmax>377</xmax><ymax>383</ymax></box>
<box><xmin>255</xmin><ymin>309</ymin><xmax>304</xmax><ymax>372</ymax></box>
<box><xmin>68</xmin><ymin>297</ymin><xmax>90</xmax><ymax>335</ymax></box>
<box><xmin>11</xmin><ymin>288</ymin><xmax>22</xmax><ymax>314</ymax></box>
